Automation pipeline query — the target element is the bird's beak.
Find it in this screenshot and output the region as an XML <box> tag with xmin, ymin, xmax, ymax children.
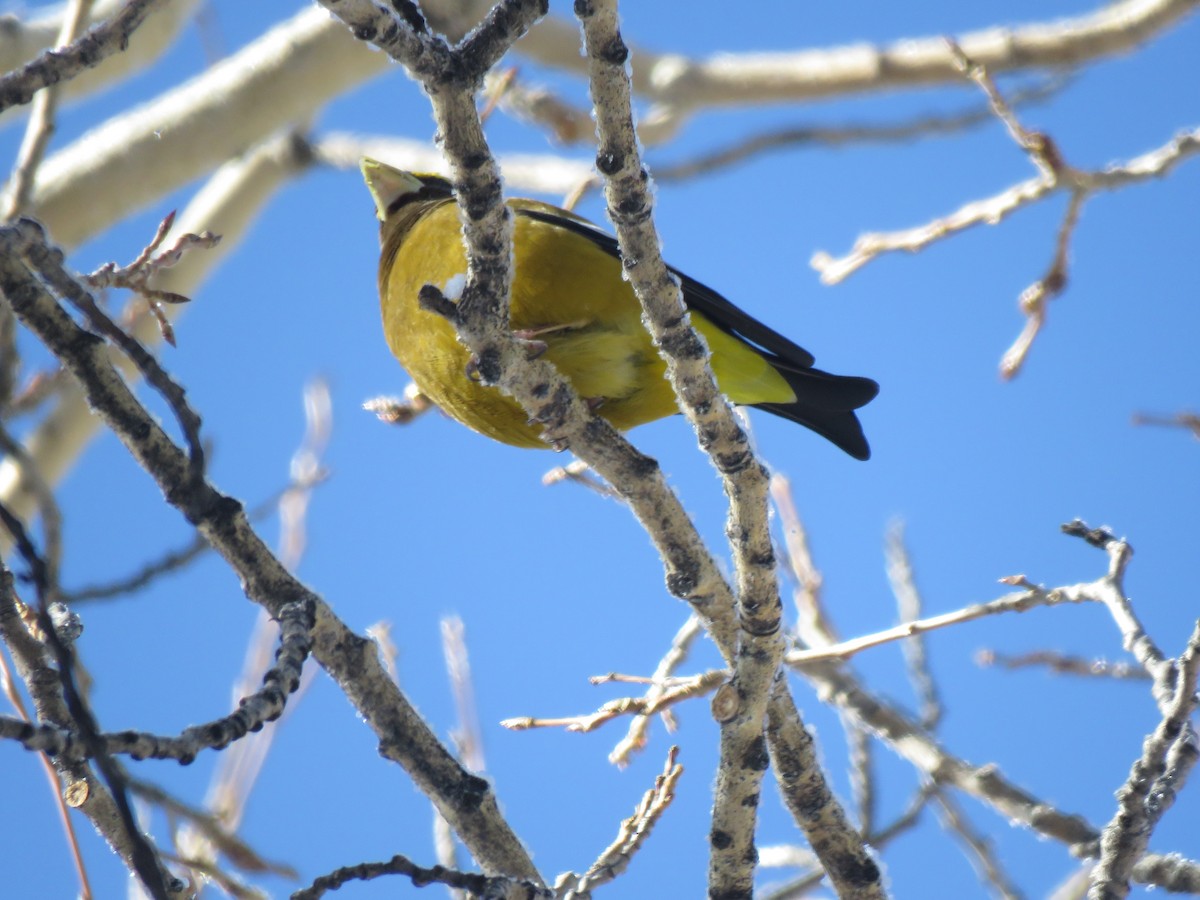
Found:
<box><xmin>360</xmin><ymin>158</ymin><xmax>427</xmax><ymax>221</ymax></box>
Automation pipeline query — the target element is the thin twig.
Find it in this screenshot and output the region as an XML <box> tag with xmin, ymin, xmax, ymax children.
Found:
<box><xmin>976</xmin><ymin>649</ymin><xmax>1153</xmax><ymax>682</ymax></box>
<box><xmin>786</xmin><ymin>586</ymin><xmax>1068</xmax><ymax>667</ymax></box>
<box><xmin>82</xmin><ymin>211</ymin><xmax>221</xmax><ymax>347</ymax></box>
<box><xmin>886</xmin><ymin>521</ymin><xmax>942</xmax><ymax>729</ymax></box>
<box><xmin>609</xmin><ymin>614</ymin><xmax>703</xmax><ymax>766</ymax></box>
<box><xmin>0</xmin><ymin>503</ymin><xmax>176</xmax><ymax>898</ymax></box>
<box><xmin>561</xmin><ymin>746</ymin><xmax>684</xmax><ymax>897</ymax></box>
<box><xmin>176</xmin><ymin>384</ymin><xmax>330</xmax><ymax>884</ymax></box>
<box><xmin>654</xmin><ymin>76</ymin><xmax>1068</xmax><ymax>183</ymax></box>
<box><xmin>293</xmin><ymin>853</ymin><xmax>549</xmax><ymax>900</ymax></box>
<box><xmin>933</xmin><ymin>788</ymin><xmax>1023</xmax><ymax>900</ymax></box>
<box><xmin>542</xmin><ymin>458</ymin><xmax>622</xmax><ymax>500</ymax></box>
<box><xmin>126</xmin><ymin>777</ymin><xmax>297</xmax><ymax>881</ymax></box>
<box><xmin>812</xmin><ymin>43</ymin><xmax>1200</xmax><ymax>377</ymax></box>
<box><xmin>5</xmin><ymin>600</ymin><xmax>314</xmax><ymax>765</ymax></box>
<box><xmin>0</xmin><ymin>627</ymin><xmax>93</xmax><ymax>899</ymax></box>
<box><xmin>62</xmin><ymin>468</ymin><xmax>327</xmax><ymax>603</ymax></box>
<box><xmin>847</xmin><ymin>724</ymin><xmax>876</xmax><ymax>838</ymax></box>
<box><xmin>1131</xmin><ymin>411</ymin><xmax>1200</xmax><ymax>440</ymax></box>
<box><xmin>441</xmin><ymin>616</ymin><xmax>485</xmax><ymax>771</ymax></box>
<box><xmin>363</xmin><ymin>381</ymin><xmax>434</xmax><ymax>426</ymax></box>
<box><xmin>502</xmin><ymin>669</ymin><xmax>726</xmax><ymax>734</ymax></box>
<box><xmin>12</xmin><ymin>219</ymin><xmax>207</xmax><ymax>473</ymax></box>
<box><xmin>771</xmin><ymin>473</ymin><xmax>838</xmax><ymax>647</ymax></box>
<box><xmin>1059</xmin><ymin>521</ymin><xmax>1173</xmax><ymax>699</ymax></box>
<box><xmin>3</xmin><ymin>32</ymin><xmax>543</xmax><ymax>892</ymax></box>
<box><xmin>0</xmin><ymin>423</ymin><xmax>62</xmax><ymax>596</ymax></box>
<box><xmin>1000</xmin><ymin>189</ymin><xmax>1086</xmax><ymax>379</ymax></box>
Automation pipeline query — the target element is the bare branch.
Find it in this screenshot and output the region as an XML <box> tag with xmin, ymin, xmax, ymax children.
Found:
<box><xmin>13</xmin><ymin>218</ymin><xmax>207</xmax><ymax>473</ymax></box>
<box><xmin>0</xmin><ymin>0</ymin><xmax>169</xmax><ymax>113</ymax></box>
<box><xmin>886</xmin><ymin>521</ymin><xmax>942</xmax><ymax>729</ymax></box>
<box><xmin>0</xmin><ymin>221</ymin><xmax>543</xmax><ymax>885</ymax></box>
<box><xmin>574</xmin><ymin>5</ymin><xmax>784</xmax><ymax>895</ymax></box>
<box><xmin>625</xmin><ymin>0</ymin><xmax>1200</xmax><ymax>112</ymax></box>
<box><xmin>812</xmin><ymin>41</ymin><xmax>1200</xmax><ymax>378</ymax></box>
<box><xmin>126</xmin><ymin>777</ymin><xmax>297</xmax><ymax>882</ymax></box>
<box><xmin>771</xmin><ymin>473</ymin><xmax>839</xmax><ymax>647</ymax></box>
<box><xmin>0</xmin><ymin>422</ymin><xmax>61</xmax><ymax>592</ymax></box>
<box><xmin>62</xmin><ymin>467</ymin><xmax>327</xmax><ymax>604</ymax></box>
<box><xmin>1089</xmin><ymin>618</ymin><xmax>1200</xmax><ymax>897</ymax></box>
<box><xmin>0</xmin><ymin>563</ymin><xmax>136</xmax><ymax>891</ymax></box>
<box><xmin>0</xmin><ymin>615</ymin><xmax>93</xmax><ymax>897</ymax></box>
<box><xmin>1132</xmin><ymin>410</ymin><xmax>1200</xmax><ymax>441</ymax></box>
<box><xmin>759</xmin><ymin>787</ymin><xmax>934</xmax><ymax>899</ymax></box>
<box><xmin>609</xmin><ymin>615</ymin><xmax>704</xmax><ymax>766</ymax></box>
<box><xmin>934</xmin><ymin>789</ymin><xmax>1023</xmax><ymax>900</ymax></box>
<box><xmin>0</xmin><ymin>130</ymin><xmax>314</xmax><ymax>548</ymax></box>
<box><xmin>501</xmin><ymin>669</ymin><xmax>725</xmax><ymax>735</ymax></box>
<box><xmin>1000</xmin><ymin>189</ymin><xmax>1086</xmax><ymax>378</ymax></box>
<box><xmin>3</xmin><ymin>600</ymin><xmax>314</xmax><ymax>764</ymax></box>
<box><xmin>813</xmin><ymin>125</ymin><xmax>1199</xmax><ymax>286</ymax></box>
<box><xmin>1059</xmin><ymin>522</ymin><xmax>1174</xmax><ymax>699</ymax></box>
<box><xmin>541</xmin><ymin>458</ymin><xmax>622</xmax><ymax>500</ymax></box>
<box><xmin>2</xmin><ymin>0</ymin><xmax>96</xmax><ymax>220</ymax></box>
<box><xmin>652</xmin><ymin>76</ymin><xmax>1069</xmax><ymax>182</ymax></box>
<box><xmin>786</xmin><ymin>585</ymin><xmax>1069</xmax><ymax>667</ymax></box>
<box><xmin>765</xmin><ymin>679</ymin><xmax>884</xmax><ymax>899</ymax></box>
<box><xmin>977</xmin><ymin>649</ymin><xmax>1153</xmax><ymax>682</ymax></box>
<box><xmin>293</xmin><ymin>853</ymin><xmax>550</xmax><ymax>900</ymax></box>
<box><xmin>561</xmin><ymin>746</ymin><xmax>684</xmax><ymax>896</ymax></box>
<box><xmin>0</xmin><ymin>0</ymin><xmax>198</xmax><ymax>118</ymax></box>
<box><xmin>0</xmin><ymin>519</ymin><xmax>179</xmax><ymax>898</ymax></box>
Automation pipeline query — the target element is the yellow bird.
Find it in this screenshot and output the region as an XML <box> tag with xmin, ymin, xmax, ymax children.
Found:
<box><xmin>362</xmin><ymin>159</ymin><xmax>878</xmax><ymax>458</ymax></box>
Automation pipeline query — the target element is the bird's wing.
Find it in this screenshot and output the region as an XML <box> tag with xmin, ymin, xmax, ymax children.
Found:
<box><xmin>514</xmin><ymin>206</ymin><xmax>817</xmax><ymax>370</ymax></box>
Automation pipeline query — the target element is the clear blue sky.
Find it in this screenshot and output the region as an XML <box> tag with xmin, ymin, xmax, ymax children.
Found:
<box><xmin>2</xmin><ymin>1</ymin><xmax>1198</xmax><ymax>897</ymax></box>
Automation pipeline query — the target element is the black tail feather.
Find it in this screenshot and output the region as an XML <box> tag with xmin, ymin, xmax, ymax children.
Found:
<box><xmin>754</xmin><ymin>367</ymin><xmax>879</xmax><ymax>460</ymax></box>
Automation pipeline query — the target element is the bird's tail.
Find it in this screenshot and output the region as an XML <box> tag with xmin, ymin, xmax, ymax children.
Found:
<box><xmin>754</xmin><ymin>365</ymin><xmax>879</xmax><ymax>460</ymax></box>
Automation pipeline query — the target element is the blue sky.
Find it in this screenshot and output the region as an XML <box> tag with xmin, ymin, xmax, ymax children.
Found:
<box><xmin>2</xmin><ymin>1</ymin><xmax>1198</xmax><ymax>897</ymax></box>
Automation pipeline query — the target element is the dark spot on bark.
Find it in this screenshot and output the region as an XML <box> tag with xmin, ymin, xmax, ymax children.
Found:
<box><xmin>627</xmin><ymin>451</ymin><xmax>659</xmax><ymax>479</ymax></box>
<box><xmin>474</xmin><ymin>346</ymin><xmax>502</xmax><ymax>384</ymax></box>
<box><xmin>602</xmin><ymin>37</ymin><xmax>628</xmax><ymax>65</ymax></box>
<box><xmin>451</xmin><ymin>773</ymin><xmax>490</xmax><ymax>811</ymax></box>
<box><xmin>461</xmin><ymin>151</ymin><xmax>488</xmax><ymax>172</ymax></box>
<box><xmin>391</xmin><ymin>0</ymin><xmax>428</xmax><ymax>33</ymax></box>
<box><xmin>596</xmin><ymin>148</ymin><xmax>623</xmax><ymax>175</ymax></box>
<box><xmin>831</xmin><ymin>855</ymin><xmax>882</xmax><ymax>887</ymax></box>
<box><xmin>741</xmin><ymin>735</ymin><xmax>769</xmax><ymax>771</ymax></box>
<box><xmin>666</xmin><ymin>559</ymin><xmax>699</xmax><ymax>597</ymax></box>
<box><xmin>616</xmin><ymin>194</ymin><xmax>644</xmax><ymax>217</ymax></box>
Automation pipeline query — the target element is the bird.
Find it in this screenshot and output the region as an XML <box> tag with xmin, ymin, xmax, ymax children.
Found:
<box><xmin>361</xmin><ymin>158</ymin><xmax>878</xmax><ymax>459</ymax></box>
